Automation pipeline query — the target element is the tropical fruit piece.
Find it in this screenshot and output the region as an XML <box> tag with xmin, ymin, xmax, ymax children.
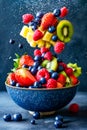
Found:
<box><xmin>57</xmin><ymin>20</ymin><xmax>74</xmax><ymax>43</ymax></box>
<box><xmin>20</xmin><ymin>25</ymin><xmax>29</xmax><ymax>38</ymax></box>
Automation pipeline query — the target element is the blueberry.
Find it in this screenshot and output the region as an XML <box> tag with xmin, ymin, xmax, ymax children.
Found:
<box><xmin>13</xmin><ymin>113</ymin><xmax>22</xmax><ymax>121</ymax></box>
<box><xmin>16</xmin><ymin>83</ymin><xmax>21</xmax><ymax>87</ymax></box>
<box><xmin>22</xmin><ymin>64</ymin><xmax>29</xmax><ymax>68</ymax></box>
<box><xmin>31</xmin><ymin>119</ymin><xmax>35</xmax><ymax>124</ymax></box>
<box><xmin>9</xmin><ymin>39</ymin><xmax>15</xmax><ymax>44</ymax></box>
<box><xmin>36</xmin><ymin>12</ymin><xmax>44</xmax><ymax>18</ymax></box>
<box><xmin>3</xmin><ymin>114</ymin><xmax>11</xmax><ymax>121</ymax></box>
<box><xmin>18</xmin><ymin>43</ymin><xmax>23</xmax><ymax>49</ymax></box>
<box><xmin>28</xmin><ymin>21</ymin><xmax>34</xmax><ymax>26</ymax></box>
<box><xmin>31</xmin><ymin>67</ymin><xmax>37</xmax><ymax>75</ymax></box>
<box><xmin>33</xmin><ymin>61</ymin><xmax>40</xmax><ymax>68</ymax></box>
<box><xmin>49</xmin><ymin>70</ymin><xmax>54</xmax><ymax>75</ymax></box>
<box><xmin>10</xmin><ymin>80</ymin><xmax>16</xmax><ymax>86</ymax></box>
<box><xmin>40</xmin><ymin>77</ymin><xmax>46</xmax><ymax>84</ymax></box>
<box><xmin>48</xmin><ymin>26</ymin><xmax>56</xmax><ymax>33</ymax></box>
<box><xmin>57</xmin><ymin>58</ymin><xmax>62</xmax><ymax>62</ymax></box>
<box><xmin>52</xmin><ymin>35</ymin><xmax>58</xmax><ymax>41</ymax></box>
<box><xmin>33</xmin><ymin>81</ymin><xmax>42</xmax><ymax>88</ymax></box>
<box><xmin>51</xmin><ymin>72</ymin><xmax>58</xmax><ymax>79</ymax></box>
<box><xmin>37</xmin><ymin>66</ymin><xmax>43</xmax><ymax>70</ymax></box>
<box><xmin>34</xmin><ymin>17</ymin><xmax>41</xmax><ymax>25</ymax></box>
<box><xmin>33</xmin><ymin>112</ymin><xmax>40</xmax><ymax>119</ymax></box>
<box><xmin>32</xmin><ymin>24</ymin><xmax>37</xmax><ymax>31</ymax></box>
<box><xmin>34</xmin><ymin>55</ymin><xmax>42</xmax><ymax>61</ymax></box>
<box><xmin>53</xmin><ymin>9</ymin><xmax>61</xmax><ymax>17</ymax></box>
<box><xmin>55</xmin><ymin>115</ymin><xmax>63</xmax><ymax>122</ymax></box>
<box><xmin>54</xmin><ymin>120</ymin><xmax>63</xmax><ymax>128</ymax></box>
<box><xmin>28</xmin><ymin>66</ymin><xmax>32</xmax><ymax>71</ymax></box>
<box><xmin>28</xmin><ymin>85</ymin><xmax>34</xmax><ymax>89</ymax></box>
<box><xmin>41</xmin><ymin>53</ymin><xmax>45</xmax><ymax>58</ymax></box>
<box><xmin>58</xmin><ymin>65</ymin><xmax>64</xmax><ymax>72</ymax></box>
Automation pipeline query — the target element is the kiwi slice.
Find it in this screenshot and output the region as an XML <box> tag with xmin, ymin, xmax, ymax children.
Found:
<box><xmin>57</xmin><ymin>20</ymin><xmax>74</xmax><ymax>43</ymax></box>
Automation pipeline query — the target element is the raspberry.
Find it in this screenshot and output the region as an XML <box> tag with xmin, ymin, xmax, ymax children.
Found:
<box><xmin>57</xmin><ymin>74</ymin><xmax>66</xmax><ymax>85</ymax></box>
<box><xmin>60</xmin><ymin>7</ymin><xmax>68</xmax><ymax>18</ymax></box>
<box><xmin>22</xmin><ymin>14</ymin><xmax>34</xmax><ymax>24</ymax></box>
<box><xmin>65</xmin><ymin>67</ymin><xmax>73</xmax><ymax>76</ymax></box>
<box><xmin>41</xmin><ymin>47</ymin><xmax>49</xmax><ymax>54</ymax></box>
<box><xmin>36</xmin><ymin>68</ymin><xmax>50</xmax><ymax>81</ymax></box>
<box><xmin>44</xmin><ymin>51</ymin><xmax>53</xmax><ymax>60</ymax></box>
<box><xmin>34</xmin><ymin>49</ymin><xmax>41</xmax><ymax>56</ymax></box>
<box><xmin>46</xmin><ymin>78</ymin><xmax>57</xmax><ymax>88</ymax></box>
<box><xmin>54</xmin><ymin>42</ymin><xmax>65</xmax><ymax>54</ymax></box>
<box><xmin>59</xmin><ymin>62</ymin><xmax>67</xmax><ymax>70</ymax></box>
<box><xmin>69</xmin><ymin>103</ymin><xmax>79</xmax><ymax>113</ymax></box>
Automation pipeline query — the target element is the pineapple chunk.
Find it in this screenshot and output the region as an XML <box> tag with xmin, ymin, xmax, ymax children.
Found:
<box><xmin>37</xmin><ymin>40</ymin><xmax>45</xmax><ymax>48</ymax></box>
<box><xmin>42</xmin><ymin>31</ymin><xmax>53</xmax><ymax>42</ymax></box>
<box><xmin>45</xmin><ymin>42</ymin><xmax>51</xmax><ymax>48</ymax></box>
<box><xmin>20</xmin><ymin>25</ymin><xmax>29</xmax><ymax>38</ymax></box>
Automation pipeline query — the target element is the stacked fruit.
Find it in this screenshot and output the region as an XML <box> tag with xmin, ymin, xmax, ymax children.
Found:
<box><xmin>20</xmin><ymin>7</ymin><xmax>73</xmax><ymax>52</ymax></box>
<box><xmin>6</xmin><ymin>47</ymin><xmax>81</xmax><ymax>88</ymax></box>
<box><xmin>6</xmin><ymin>7</ymin><xmax>81</xmax><ymax>89</ymax></box>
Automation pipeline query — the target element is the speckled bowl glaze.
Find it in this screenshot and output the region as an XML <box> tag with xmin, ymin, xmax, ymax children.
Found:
<box><xmin>5</xmin><ymin>82</ymin><xmax>79</xmax><ymax>113</ymax></box>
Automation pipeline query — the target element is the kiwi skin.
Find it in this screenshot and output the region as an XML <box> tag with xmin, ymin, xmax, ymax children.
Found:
<box><xmin>57</xmin><ymin>20</ymin><xmax>74</xmax><ymax>43</ymax></box>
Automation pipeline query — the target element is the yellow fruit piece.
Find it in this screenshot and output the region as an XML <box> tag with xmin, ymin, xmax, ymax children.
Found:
<box><xmin>26</xmin><ymin>32</ymin><xmax>34</xmax><ymax>43</ymax></box>
<box><xmin>28</xmin><ymin>26</ymin><xmax>34</xmax><ymax>34</ymax></box>
<box><xmin>30</xmin><ymin>41</ymin><xmax>37</xmax><ymax>47</ymax></box>
<box><xmin>42</xmin><ymin>31</ymin><xmax>53</xmax><ymax>42</ymax></box>
<box><xmin>20</xmin><ymin>25</ymin><xmax>29</xmax><ymax>38</ymax></box>
<box><xmin>37</xmin><ymin>40</ymin><xmax>45</xmax><ymax>48</ymax></box>
<box><xmin>38</xmin><ymin>27</ymin><xmax>46</xmax><ymax>34</ymax></box>
<box><xmin>50</xmin><ymin>40</ymin><xmax>56</xmax><ymax>46</ymax></box>
<box><xmin>45</xmin><ymin>42</ymin><xmax>51</xmax><ymax>48</ymax></box>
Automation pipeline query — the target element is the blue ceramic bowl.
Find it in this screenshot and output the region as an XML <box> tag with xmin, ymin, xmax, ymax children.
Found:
<box><xmin>5</xmin><ymin>82</ymin><xmax>79</xmax><ymax>112</ymax></box>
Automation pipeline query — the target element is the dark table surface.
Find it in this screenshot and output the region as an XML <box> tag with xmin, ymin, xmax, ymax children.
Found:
<box><xmin>0</xmin><ymin>92</ymin><xmax>87</xmax><ymax>130</ymax></box>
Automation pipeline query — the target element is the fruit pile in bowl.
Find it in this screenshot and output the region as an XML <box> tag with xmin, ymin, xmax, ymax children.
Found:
<box><xmin>5</xmin><ymin>6</ymin><xmax>81</xmax><ymax>114</ymax></box>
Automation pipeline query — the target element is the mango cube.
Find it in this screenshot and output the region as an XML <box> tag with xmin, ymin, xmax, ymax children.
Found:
<box><xmin>42</xmin><ymin>31</ymin><xmax>53</xmax><ymax>42</ymax></box>
<box><xmin>20</xmin><ymin>25</ymin><xmax>29</xmax><ymax>38</ymax></box>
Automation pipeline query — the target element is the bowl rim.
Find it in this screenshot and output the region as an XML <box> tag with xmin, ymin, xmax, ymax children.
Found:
<box><xmin>5</xmin><ymin>81</ymin><xmax>80</xmax><ymax>91</ymax></box>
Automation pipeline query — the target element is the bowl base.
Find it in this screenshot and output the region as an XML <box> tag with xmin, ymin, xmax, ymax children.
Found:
<box><xmin>28</xmin><ymin>111</ymin><xmax>56</xmax><ymax>116</ymax></box>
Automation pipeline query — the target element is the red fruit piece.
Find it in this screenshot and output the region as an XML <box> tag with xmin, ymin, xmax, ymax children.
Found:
<box><xmin>46</xmin><ymin>78</ymin><xmax>57</xmax><ymax>88</ymax></box>
<box><xmin>41</xmin><ymin>13</ymin><xmax>58</xmax><ymax>30</ymax></box>
<box><xmin>60</xmin><ymin>6</ymin><xmax>68</xmax><ymax>18</ymax></box>
<box><xmin>59</xmin><ymin>62</ymin><xmax>67</xmax><ymax>70</ymax></box>
<box><xmin>6</xmin><ymin>73</ymin><xmax>16</xmax><ymax>85</ymax></box>
<box><xmin>22</xmin><ymin>14</ymin><xmax>34</xmax><ymax>24</ymax></box>
<box><xmin>36</xmin><ymin>68</ymin><xmax>50</xmax><ymax>81</ymax></box>
<box><xmin>34</xmin><ymin>49</ymin><xmax>41</xmax><ymax>56</ymax></box>
<box><xmin>54</xmin><ymin>41</ymin><xmax>65</xmax><ymax>54</ymax></box>
<box><xmin>41</xmin><ymin>47</ymin><xmax>49</xmax><ymax>54</ymax></box>
<box><xmin>33</xmin><ymin>29</ymin><xmax>43</xmax><ymax>41</ymax></box>
<box><xmin>57</xmin><ymin>74</ymin><xmax>66</xmax><ymax>85</ymax></box>
<box><xmin>19</xmin><ymin>54</ymin><xmax>34</xmax><ymax>67</ymax></box>
<box><xmin>44</xmin><ymin>51</ymin><xmax>53</xmax><ymax>61</ymax></box>
<box><xmin>65</xmin><ymin>67</ymin><xmax>73</xmax><ymax>76</ymax></box>
<box><xmin>70</xmin><ymin>75</ymin><xmax>78</xmax><ymax>85</ymax></box>
<box><xmin>15</xmin><ymin>68</ymin><xmax>36</xmax><ymax>86</ymax></box>
<box><xmin>57</xmin><ymin>82</ymin><xmax>63</xmax><ymax>88</ymax></box>
<box><xmin>69</xmin><ymin>103</ymin><xmax>79</xmax><ymax>113</ymax></box>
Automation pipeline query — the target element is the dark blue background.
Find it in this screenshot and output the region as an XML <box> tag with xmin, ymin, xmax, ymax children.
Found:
<box><xmin>0</xmin><ymin>0</ymin><xmax>87</xmax><ymax>91</ymax></box>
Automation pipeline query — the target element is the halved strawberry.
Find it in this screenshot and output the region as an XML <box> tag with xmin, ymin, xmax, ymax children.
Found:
<box><xmin>57</xmin><ymin>74</ymin><xmax>66</xmax><ymax>85</ymax></box>
<box><xmin>70</xmin><ymin>75</ymin><xmax>78</xmax><ymax>85</ymax></box>
<box><xmin>19</xmin><ymin>54</ymin><xmax>34</xmax><ymax>67</ymax></box>
<box><xmin>33</xmin><ymin>29</ymin><xmax>43</xmax><ymax>41</ymax></box>
<box><xmin>15</xmin><ymin>68</ymin><xmax>36</xmax><ymax>86</ymax></box>
<box><xmin>41</xmin><ymin>12</ymin><xmax>58</xmax><ymax>30</ymax></box>
<box><xmin>6</xmin><ymin>73</ymin><xmax>16</xmax><ymax>84</ymax></box>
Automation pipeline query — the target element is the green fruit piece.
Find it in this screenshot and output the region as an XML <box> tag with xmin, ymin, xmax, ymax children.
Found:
<box><xmin>67</xmin><ymin>63</ymin><xmax>82</xmax><ymax>77</ymax></box>
<box><xmin>46</xmin><ymin>57</ymin><xmax>58</xmax><ymax>71</ymax></box>
<box><xmin>57</xmin><ymin>20</ymin><xmax>74</xmax><ymax>43</ymax></box>
<box><xmin>41</xmin><ymin>60</ymin><xmax>49</xmax><ymax>67</ymax></box>
<box><xmin>60</xmin><ymin>71</ymin><xmax>67</xmax><ymax>77</ymax></box>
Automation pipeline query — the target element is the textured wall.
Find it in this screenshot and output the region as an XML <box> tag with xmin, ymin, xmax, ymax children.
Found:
<box><xmin>0</xmin><ymin>0</ymin><xmax>87</xmax><ymax>91</ymax></box>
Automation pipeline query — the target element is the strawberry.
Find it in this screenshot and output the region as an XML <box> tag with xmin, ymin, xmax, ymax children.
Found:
<box><xmin>15</xmin><ymin>68</ymin><xmax>36</xmax><ymax>86</ymax></box>
<box><xmin>22</xmin><ymin>14</ymin><xmax>34</xmax><ymax>24</ymax></box>
<box><xmin>54</xmin><ymin>41</ymin><xmax>65</xmax><ymax>54</ymax></box>
<box><xmin>44</xmin><ymin>51</ymin><xmax>53</xmax><ymax>60</ymax></box>
<box><xmin>57</xmin><ymin>82</ymin><xmax>63</xmax><ymax>88</ymax></box>
<box><xmin>46</xmin><ymin>78</ymin><xmax>57</xmax><ymax>88</ymax></box>
<box><xmin>36</xmin><ymin>68</ymin><xmax>50</xmax><ymax>81</ymax></box>
<box><xmin>6</xmin><ymin>73</ymin><xmax>16</xmax><ymax>85</ymax></box>
<box><xmin>33</xmin><ymin>29</ymin><xmax>43</xmax><ymax>41</ymax></box>
<box><xmin>60</xmin><ymin>6</ymin><xmax>68</xmax><ymax>18</ymax></box>
<box><xmin>70</xmin><ymin>75</ymin><xmax>78</xmax><ymax>85</ymax></box>
<box><xmin>57</xmin><ymin>74</ymin><xmax>66</xmax><ymax>85</ymax></box>
<box><xmin>19</xmin><ymin>54</ymin><xmax>34</xmax><ymax>67</ymax></box>
<box><xmin>41</xmin><ymin>13</ymin><xmax>58</xmax><ymax>30</ymax></box>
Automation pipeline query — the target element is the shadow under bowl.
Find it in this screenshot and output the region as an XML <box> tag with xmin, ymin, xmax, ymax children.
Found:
<box><xmin>5</xmin><ymin>82</ymin><xmax>79</xmax><ymax>113</ymax></box>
